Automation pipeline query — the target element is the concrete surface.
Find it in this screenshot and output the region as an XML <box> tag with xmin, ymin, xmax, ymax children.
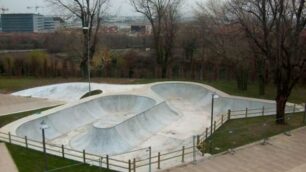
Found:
<box><xmin>13</xmin><ymin>82</ymin><xmax>145</xmax><ymax>102</ymax></box>
<box><xmin>1</xmin><ymin>81</ymin><xmax>302</xmax><ymax>171</ymax></box>
<box><xmin>163</xmin><ymin>127</ymin><xmax>306</xmax><ymax>172</ymax></box>
<box><xmin>0</xmin><ymin>143</ymin><xmax>18</xmax><ymax>172</ymax></box>
<box><xmin>0</xmin><ymin>94</ymin><xmax>64</xmax><ymax>116</ymax></box>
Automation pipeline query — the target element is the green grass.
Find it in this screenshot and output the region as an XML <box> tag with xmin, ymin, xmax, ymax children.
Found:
<box><xmin>6</xmin><ymin>144</ymin><xmax>112</xmax><ymax>172</ymax></box>
<box><xmin>0</xmin><ymin>107</ymin><xmax>54</xmax><ymax>128</ymax></box>
<box><xmin>201</xmin><ymin>112</ymin><xmax>306</xmax><ymax>154</ymax></box>
<box><xmin>80</xmin><ymin>90</ymin><xmax>103</xmax><ymax>99</ymax></box>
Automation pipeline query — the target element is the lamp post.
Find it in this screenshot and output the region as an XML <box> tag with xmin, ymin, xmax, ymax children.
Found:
<box><xmin>82</xmin><ymin>26</ymin><xmax>91</xmax><ymax>93</ymax></box>
<box><xmin>40</xmin><ymin>120</ymin><xmax>49</xmax><ymax>172</ymax></box>
<box><xmin>146</xmin><ymin>147</ymin><xmax>152</xmax><ymax>172</ymax></box>
<box><xmin>210</xmin><ymin>93</ymin><xmax>219</xmax><ymax>135</ymax></box>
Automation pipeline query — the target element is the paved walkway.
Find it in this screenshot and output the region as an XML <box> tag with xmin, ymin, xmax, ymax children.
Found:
<box><xmin>0</xmin><ymin>94</ymin><xmax>64</xmax><ymax>116</ymax></box>
<box><xmin>0</xmin><ymin>143</ymin><xmax>18</xmax><ymax>172</ymax></box>
<box><xmin>163</xmin><ymin>127</ymin><xmax>306</xmax><ymax>172</ymax></box>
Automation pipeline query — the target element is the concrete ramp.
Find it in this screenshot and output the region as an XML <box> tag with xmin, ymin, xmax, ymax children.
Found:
<box><xmin>151</xmin><ymin>83</ymin><xmax>210</xmax><ymax>104</ymax></box>
<box><xmin>16</xmin><ymin>95</ymin><xmax>156</xmax><ymax>141</ymax></box>
<box><xmin>13</xmin><ymin>83</ymin><xmax>145</xmax><ymax>102</ymax></box>
<box><xmin>152</xmin><ymin>83</ymin><xmax>277</xmax><ymax>115</ymax></box>
<box><xmin>71</xmin><ymin>102</ymin><xmax>180</xmax><ymax>155</ymax></box>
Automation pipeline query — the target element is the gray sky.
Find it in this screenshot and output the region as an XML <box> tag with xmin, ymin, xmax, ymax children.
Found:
<box><xmin>0</xmin><ymin>0</ymin><xmax>201</xmax><ymax>16</ymax></box>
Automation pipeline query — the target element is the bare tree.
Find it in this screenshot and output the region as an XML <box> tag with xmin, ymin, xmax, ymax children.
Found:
<box><xmin>228</xmin><ymin>0</ymin><xmax>306</xmax><ymax>124</ymax></box>
<box><xmin>130</xmin><ymin>0</ymin><xmax>182</xmax><ymax>78</ymax></box>
<box><xmin>47</xmin><ymin>0</ymin><xmax>109</xmax><ymax>77</ymax></box>
<box><xmin>196</xmin><ymin>0</ymin><xmax>252</xmax><ymax>88</ymax></box>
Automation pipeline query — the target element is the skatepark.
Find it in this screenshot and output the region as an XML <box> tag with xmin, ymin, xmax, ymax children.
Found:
<box><xmin>2</xmin><ymin>82</ymin><xmax>294</xmax><ymax>155</ymax></box>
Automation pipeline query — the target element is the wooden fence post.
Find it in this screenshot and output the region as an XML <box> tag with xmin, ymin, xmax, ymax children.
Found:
<box><xmin>262</xmin><ymin>106</ymin><xmax>265</xmax><ymax>116</ymax></box>
<box><xmin>221</xmin><ymin>115</ymin><xmax>224</xmax><ymax>124</ymax></box>
<box><xmin>25</xmin><ymin>136</ymin><xmax>28</xmax><ymax>148</ymax></box>
<box><xmin>182</xmin><ymin>146</ymin><xmax>185</xmax><ymax>163</ymax></box>
<box><xmin>83</xmin><ymin>150</ymin><xmax>86</xmax><ymax>163</ymax></box>
<box><xmin>128</xmin><ymin>159</ymin><xmax>131</xmax><ymax>172</ymax></box>
<box><xmin>133</xmin><ymin>158</ymin><xmax>136</xmax><ymax>172</ymax></box>
<box><xmin>106</xmin><ymin>155</ymin><xmax>109</xmax><ymax>169</ymax></box>
<box><xmin>214</xmin><ymin>121</ymin><xmax>216</xmax><ymax>132</ymax></box>
<box><xmin>303</xmin><ymin>103</ymin><xmax>306</xmax><ymax>124</ymax></box>
<box><xmin>8</xmin><ymin>132</ymin><xmax>11</xmax><ymax>144</ymax></box>
<box><xmin>205</xmin><ymin>128</ymin><xmax>208</xmax><ymax>139</ymax></box>
<box><xmin>245</xmin><ymin>108</ymin><xmax>248</xmax><ymax>118</ymax></box>
<box><xmin>228</xmin><ymin>109</ymin><xmax>231</xmax><ymax>120</ymax></box>
<box><xmin>157</xmin><ymin>152</ymin><xmax>161</xmax><ymax>169</ymax></box>
<box><xmin>192</xmin><ymin>136</ymin><xmax>196</xmax><ymax>164</ymax></box>
<box><xmin>61</xmin><ymin>145</ymin><xmax>65</xmax><ymax>158</ymax></box>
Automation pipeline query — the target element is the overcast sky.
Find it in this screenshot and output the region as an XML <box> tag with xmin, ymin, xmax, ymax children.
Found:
<box><xmin>0</xmin><ymin>0</ymin><xmax>202</xmax><ymax>16</ymax></box>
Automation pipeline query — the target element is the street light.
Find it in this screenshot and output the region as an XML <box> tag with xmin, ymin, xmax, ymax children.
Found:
<box><xmin>210</xmin><ymin>92</ymin><xmax>219</xmax><ymax>135</ymax></box>
<box><xmin>40</xmin><ymin>120</ymin><xmax>49</xmax><ymax>172</ymax></box>
<box><xmin>82</xmin><ymin>26</ymin><xmax>91</xmax><ymax>93</ymax></box>
<box><xmin>146</xmin><ymin>147</ymin><xmax>152</xmax><ymax>172</ymax></box>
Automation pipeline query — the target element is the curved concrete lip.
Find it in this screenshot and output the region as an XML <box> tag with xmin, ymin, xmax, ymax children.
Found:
<box><xmin>1</xmin><ymin>81</ymin><xmax>301</xmax><ymax>158</ymax></box>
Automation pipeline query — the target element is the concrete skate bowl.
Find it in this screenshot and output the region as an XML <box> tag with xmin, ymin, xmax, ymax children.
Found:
<box><xmin>151</xmin><ymin>83</ymin><xmax>277</xmax><ymax>116</ymax></box>
<box><xmin>12</xmin><ymin>83</ymin><xmax>94</xmax><ymax>102</ymax></box>
<box><xmin>12</xmin><ymin>82</ymin><xmax>145</xmax><ymax>102</ymax></box>
<box><xmin>16</xmin><ymin>95</ymin><xmax>156</xmax><ymax>141</ymax></box>
<box><xmin>151</xmin><ymin>83</ymin><xmax>211</xmax><ymax>109</ymax></box>
<box><xmin>70</xmin><ymin>102</ymin><xmax>181</xmax><ymax>155</ymax></box>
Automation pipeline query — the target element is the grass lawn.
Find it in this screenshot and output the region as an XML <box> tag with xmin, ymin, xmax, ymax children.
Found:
<box><xmin>6</xmin><ymin>144</ymin><xmax>112</xmax><ymax>172</ymax></box>
<box><xmin>201</xmin><ymin>112</ymin><xmax>306</xmax><ymax>154</ymax></box>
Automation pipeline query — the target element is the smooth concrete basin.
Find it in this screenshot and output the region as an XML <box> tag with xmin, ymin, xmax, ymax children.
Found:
<box><xmin>16</xmin><ymin>95</ymin><xmax>156</xmax><ymax>141</ymax></box>
<box><xmin>70</xmin><ymin>102</ymin><xmax>180</xmax><ymax>155</ymax></box>
<box><xmin>151</xmin><ymin>83</ymin><xmax>277</xmax><ymax>116</ymax></box>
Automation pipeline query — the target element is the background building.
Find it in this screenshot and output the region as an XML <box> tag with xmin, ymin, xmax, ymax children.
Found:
<box><xmin>0</xmin><ymin>13</ymin><xmax>64</xmax><ymax>33</ymax></box>
<box><xmin>1</xmin><ymin>13</ymin><xmax>45</xmax><ymax>32</ymax></box>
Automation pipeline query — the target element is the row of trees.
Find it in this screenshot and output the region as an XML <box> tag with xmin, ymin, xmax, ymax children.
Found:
<box><xmin>0</xmin><ymin>51</ymin><xmax>78</xmax><ymax>77</ymax></box>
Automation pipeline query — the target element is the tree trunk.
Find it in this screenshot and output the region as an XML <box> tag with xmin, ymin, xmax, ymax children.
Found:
<box><xmin>236</xmin><ymin>66</ymin><xmax>248</xmax><ymax>91</ymax></box>
<box><xmin>161</xmin><ymin>65</ymin><xmax>167</xmax><ymax>79</ymax></box>
<box><xmin>258</xmin><ymin>75</ymin><xmax>265</xmax><ymax>95</ymax></box>
<box><xmin>80</xmin><ymin>59</ymin><xmax>88</xmax><ymax>78</ymax></box>
<box><xmin>276</xmin><ymin>94</ymin><xmax>287</xmax><ymax>124</ymax></box>
<box><xmin>257</xmin><ymin>58</ymin><xmax>266</xmax><ymax>95</ymax></box>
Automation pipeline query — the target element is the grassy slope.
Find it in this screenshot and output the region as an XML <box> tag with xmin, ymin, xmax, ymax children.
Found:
<box><xmin>203</xmin><ymin>112</ymin><xmax>305</xmax><ymax>154</ymax></box>
<box><xmin>0</xmin><ymin>108</ymin><xmax>52</xmax><ymax>128</ymax></box>
<box><xmin>6</xmin><ymin>144</ymin><xmax>112</xmax><ymax>172</ymax></box>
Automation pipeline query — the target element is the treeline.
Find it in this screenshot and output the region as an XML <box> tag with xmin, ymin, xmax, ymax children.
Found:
<box><xmin>0</xmin><ymin>24</ymin><xmax>305</xmax><ymax>88</ymax></box>
<box><xmin>0</xmin><ymin>33</ymin><xmax>46</xmax><ymax>50</ymax></box>
<box><xmin>0</xmin><ymin>51</ymin><xmax>79</xmax><ymax>77</ymax></box>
